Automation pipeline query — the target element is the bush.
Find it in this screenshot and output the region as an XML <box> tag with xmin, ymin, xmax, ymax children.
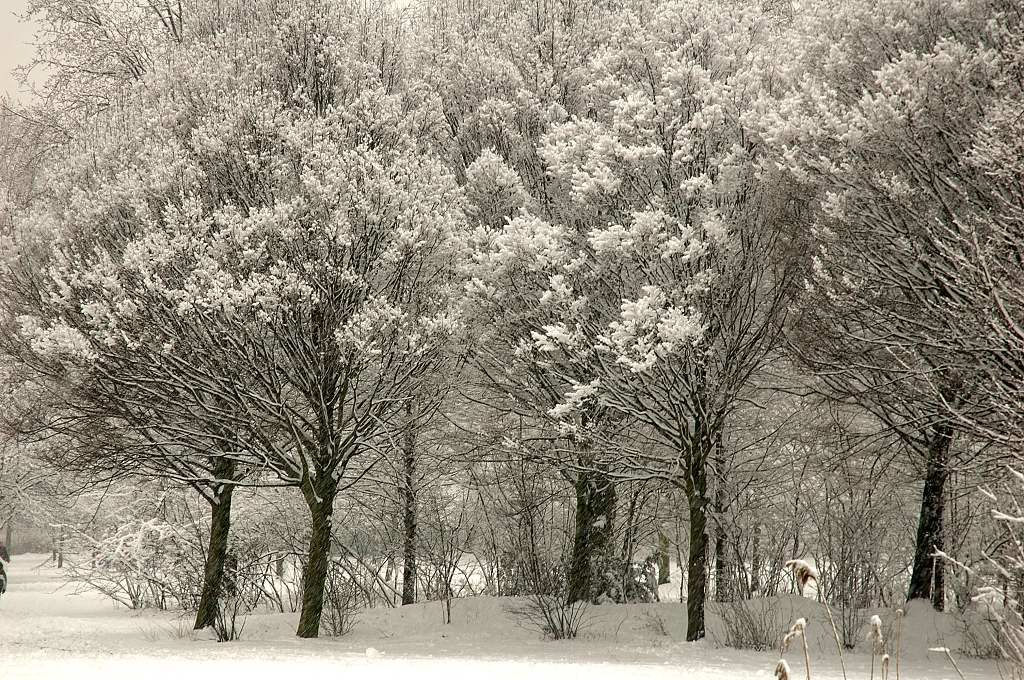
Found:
<box><xmin>64</xmin><ymin>518</ymin><xmax>195</xmax><ymax>610</ymax></box>
<box><xmin>212</xmin><ymin>593</ymin><xmax>247</xmax><ymax>642</ymax></box>
<box><xmin>508</xmin><ymin>594</ymin><xmax>590</xmax><ymax>640</ymax></box>
<box><xmin>322</xmin><ymin>563</ymin><xmax>360</xmax><ymax>637</ymax></box>
<box><xmin>713</xmin><ymin>599</ymin><xmax>791</xmax><ymax>651</ymax></box>
<box><xmin>591</xmin><ymin>555</ymin><xmax>659</xmax><ymax>604</ymax></box>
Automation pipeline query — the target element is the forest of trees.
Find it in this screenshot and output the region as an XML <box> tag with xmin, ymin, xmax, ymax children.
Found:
<box><xmin>0</xmin><ymin>0</ymin><xmax>1021</xmax><ymax>660</ymax></box>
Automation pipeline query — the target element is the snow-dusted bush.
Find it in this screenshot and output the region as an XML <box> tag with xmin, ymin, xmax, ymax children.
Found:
<box><xmin>66</xmin><ymin>517</ymin><xmax>195</xmax><ymax>610</ymax></box>
<box><xmin>507</xmin><ymin>595</ymin><xmax>590</xmax><ymax>641</ymax></box>
<box><xmin>321</xmin><ymin>564</ymin><xmax>361</xmax><ymax>637</ymax></box>
<box><xmin>953</xmin><ymin>469</ymin><xmax>1024</xmax><ymax>671</ymax></box>
<box><xmin>212</xmin><ymin>592</ymin><xmax>247</xmax><ymax>642</ymax></box>
<box><xmin>592</xmin><ymin>555</ymin><xmax>659</xmax><ymax>604</ymax></box>
<box><xmin>714</xmin><ymin>599</ymin><xmax>789</xmax><ymax>651</ymax></box>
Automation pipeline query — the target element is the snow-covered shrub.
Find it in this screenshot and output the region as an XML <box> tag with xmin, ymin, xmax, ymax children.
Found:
<box><xmin>947</xmin><ymin>469</ymin><xmax>1024</xmax><ymax>671</ymax></box>
<box><xmin>714</xmin><ymin>599</ymin><xmax>788</xmax><ymax>651</ymax></box>
<box><xmin>806</xmin><ymin>456</ymin><xmax>905</xmax><ymax>648</ymax></box>
<box><xmin>321</xmin><ymin>563</ymin><xmax>360</xmax><ymax>637</ymax></box>
<box><xmin>504</xmin><ymin>510</ymin><xmax>589</xmax><ymax>639</ymax></box>
<box><xmin>957</xmin><ymin>611</ymin><xmax>1004</xmax><ymax>660</ymax></box>
<box><xmin>640</xmin><ymin>610</ymin><xmax>670</xmax><ymax>637</ymax></box>
<box><xmin>591</xmin><ymin>555</ymin><xmax>658</xmax><ymax>604</ymax></box>
<box><xmin>507</xmin><ymin>594</ymin><xmax>590</xmax><ymax>640</ymax></box>
<box><xmin>212</xmin><ymin>592</ymin><xmax>247</xmax><ymax>642</ymax></box>
<box><xmin>492</xmin><ymin>552</ymin><xmax>564</xmax><ymax>597</ymax></box>
<box><xmin>66</xmin><ymin>517</ymin><xmax>195</xmax><ymax>610</ymax></box>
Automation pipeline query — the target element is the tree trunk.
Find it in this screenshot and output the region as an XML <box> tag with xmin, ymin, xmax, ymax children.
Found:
<box><xmin>4</xmin><ymin>521</ymin><xmax>11</xmax><ymax>552</ymax></box>
<box><xmin>684</xmin><ymin>431</ymin><xmax>711</xmax><ymax>642</ymax></box>
<box><xmin>685</xmin><ymin>485</ymin><xmax>709</xmax><ymax>641</ymax></box>
<box><xmin>193</xmin><ymin>474</ymin><xmax>235</xmax><ymax>629</ymax></box>
<box><xmin>657</xmin><ymin>529</ymin><xmax>671</xmax><ymax>585</ymax></box>
<box><xmin>401</xmin><ymin>405</ymin><xmax>418</xmax><ymax>606</ymax></box>
<box><xmin>566</xmin><ymin>470</ymin><xmax>617</xmax><ymax>603</ymax></box>
<box><xmin>622</xmin><ymin>493</ymin><xmax>638</xmax><ymax>562</ymax></box>
<box><xmin>400</xmin><ymin>497</ymin><xmax>417</xmax><ymax>606</ymax></box>
<box><xmin>714</xmin><ymin>530</ymin><xmax>730</xmax><ymax>602</ymax></box>
<box><xmin>296</xmin><ymin>479</ymin><xmax>338</xmax><ymax>638</ymax></box>
<box><xmin>907</xmin><ymin>424</ymin><xmax>952</xmax><ymax>609</ymax></box>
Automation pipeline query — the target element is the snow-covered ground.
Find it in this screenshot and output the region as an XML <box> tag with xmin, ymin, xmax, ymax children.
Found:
<box><xmin>0</xmin><ymin>555</ymin><xmax>1001</xmax><ymax>679</ymax></box>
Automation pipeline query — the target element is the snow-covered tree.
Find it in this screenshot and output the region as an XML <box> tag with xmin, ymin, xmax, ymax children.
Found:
<box><xmin>7</xmin><ymin>4</ymin><xmax>466</xmax><ymax>637</ymax></box>
<box><xmin>414</xmin><ymin>0</ymin><xmax>629</xmax><ymax>605</ymax></box>
<box><xmin>466</xmin><ymin>0</ymin><xmax>807</xmax><ymax>639</ymax></box>
<box><xmin>764</xmin><ymin>0</ymin><xmax>1022</xmax><ymax>609</ymax></box>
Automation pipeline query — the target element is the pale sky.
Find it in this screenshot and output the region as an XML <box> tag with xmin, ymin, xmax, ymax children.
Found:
<box><xmin>1</xmin><ymin>0</ymin><xmax>38</xmax><ymax>101</ymax></box>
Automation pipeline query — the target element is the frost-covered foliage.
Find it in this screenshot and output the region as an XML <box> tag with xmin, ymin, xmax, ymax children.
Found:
<box><xmin>763</xmin><ymin>0</ymin><xmax>1024</xmax><ymax>613</ymax></box>
<box><xmin>769</xmin><ymin>0</ymin><xmax>1024</xmax><ymax>445</ymax></box>
<box><xmin>466</xmin><ymin>1</ymin><xmax>799</xmax><ymax>428</ymax></box>
<box><xmin>6</xmin><ymin>2</ymin><xmax>467</xmax><ymax>638</ymax></box>
<box><xmin>463</xmin><ymin>0</ymin><xmax>806</xmax><ymax>640</ymax></box>
<box><xmin>2</xmin><ymin>0</ymin><xmax>1023</xmax><ymax>652</ymax></box>
<box><xmin>63</xmin><ymin>489</ymin><xmax>200</xmax><ymax>610</ymax></box>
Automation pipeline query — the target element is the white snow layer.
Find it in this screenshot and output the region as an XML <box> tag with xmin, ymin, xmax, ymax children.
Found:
<box><xmin>0</xmin><ymin>555</ymin><xmax>1000</xmax><ymax>679</ymax></box>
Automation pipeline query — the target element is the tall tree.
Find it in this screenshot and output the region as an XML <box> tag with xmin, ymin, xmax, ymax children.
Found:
<box><xmin>467</xmin><ymin>0</ymin><xmax>806</xmax><ymax>639</ymax></box>
<box><xmin>764</xmin><ymin>0</ymin><xmax>1021</xmax><ymax>609</ymax></box>
<box><xmin>8</xmin><ymin>3</ymin><xmax>466</xmax><ymax>637</ymax></box>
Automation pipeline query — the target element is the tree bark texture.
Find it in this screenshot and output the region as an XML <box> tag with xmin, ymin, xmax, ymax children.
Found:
<box><xmin>907</xmin><ymin>423</ymin><xmax>953</xmax><ymax>610</ymax></box>
<box><xmin>193</xmin><ymin>461</ymin><xmax>236</xmax><ymax>629</ymax></box>
<box><xmin>566</xmin><ymin>470</ymin><xmax>617</xmax><ymax>603</ymax></box>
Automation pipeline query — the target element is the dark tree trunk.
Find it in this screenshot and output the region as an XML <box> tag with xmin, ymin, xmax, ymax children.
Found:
<box><xmin>657</xmin><ymin>530</ymin><xmax>671</xmax><ymax>585</ymax></box>
<box><xmin>714</xmin><ymin>530</ymin><xmax>730</xmax><ymax>602</ymax></box>
<box><xmin>685</xmin><ymin>484</ymin><xmax>709</xmax><ymax>641</ymax></box>
<box><xmin>296</xmin><ymin>478</ymin><xmax>338</xmax><ymax>638</ymax></box>
<box><xmin>401</xmin><ymin>407</ymin><xmax>418</xmax><ymax>606</ymax></box>
<box><xmin>713</xmin><ymin>484</ymin><xmax>730</xmax><ymax>602</ymax></box>
<box><xmin>907</xmin><ymin>424</ymin><xmax>952</xmax><ymax>609</ymax></box>
<box><xmin>566</xmin><ymin>470</ymin><xmax>617</xmax><ymax>603</ymax></box>
<box><xmin>684</xmin><ymin>430</ymin><xmax>712</xmax><ymax>642</ymax></box>
<box><xmin>620</xmin><ymin>491</ymin><xmax>639</xmax><ymax>561</ymax></box>
<box><xmin>194</xmin><ymin>469</ymin><xmax>235</xmax><ymax>629</ymax></box>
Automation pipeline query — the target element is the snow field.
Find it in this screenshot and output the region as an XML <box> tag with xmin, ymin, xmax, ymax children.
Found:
<box><xmin>0</xmin><ymin>555</ymin><xmax>1002</xmax><ymax>679</ymax></box>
